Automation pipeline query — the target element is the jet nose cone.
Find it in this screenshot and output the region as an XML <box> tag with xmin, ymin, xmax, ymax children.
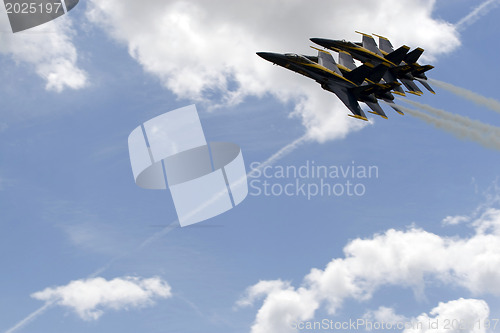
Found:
<box><xmin>310</xmin><ymin>38</ymin><xmax>325</xmax><ymax>44</ymax></box>
<box><xmin>310</xmin><ymin>38</ymin><xmax>336</xmax><ymax>48</ymax></box>
<box><xmin>256</xmin><ymin>52</ymin><xmax>276</xmax><ymax>62</ymax></box>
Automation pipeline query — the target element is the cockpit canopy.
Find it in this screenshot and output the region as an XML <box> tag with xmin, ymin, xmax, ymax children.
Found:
<box><xmin>284</xmin><ymin>53</ymin><xmax>315</xmax><ymax>64</ymax></box>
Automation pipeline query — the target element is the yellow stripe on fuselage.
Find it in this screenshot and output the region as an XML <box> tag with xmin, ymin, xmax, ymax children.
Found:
<box><xmin>299</xmin><ymin>62</ymin><xmax>357</xmax><ymax>86</ymax></box>
<box><xmin>345</xmin><ymin>45</ymin><xmax>396</xmax><ymax>66</ymax></box>
<box><xmin>337</xmin><ymin>64</ymin><xmax>351</xmax><ymax>72</ymax></box>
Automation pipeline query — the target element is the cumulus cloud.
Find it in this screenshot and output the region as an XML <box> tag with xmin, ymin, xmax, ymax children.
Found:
<box><xmin>31</xmin><ymin>276</ymin><xmax>172</xmax><ymax>320</ymax></box>
<box><xmin>404</xmin><ymin>298</ymin><xmax>490</xmax><ymax>333</ymax></box>
<box><xmin>0</xmin><ymin>14</ymin><xmax>87</xmax><ymax>92</ymax></box>
<box><xmin>364</xmin><ymin>306</ymin><xmax>409</xmax><ymax>326</ymax></box>
<box><xmin>363</xmin><ymin>299</ymin><xmax>490</xmax><ymax>333</ymax></box>
<box><xmin>237</xmin><ymin>204</ymin><xmax>500</xmax><ymax>333</ymax></box>
<box><xmin>86</xmin><ymin>0</ymin><xmax>459</xmax><ymax>142</ymax></box>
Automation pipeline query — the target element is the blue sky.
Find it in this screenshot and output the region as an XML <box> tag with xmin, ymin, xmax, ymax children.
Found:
<box><xmin>2</xmin><ymin>1</ymin><xmax>500</xmax><ymax>332</ymax></box>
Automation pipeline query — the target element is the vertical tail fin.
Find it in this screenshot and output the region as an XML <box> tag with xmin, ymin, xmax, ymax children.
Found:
<box><xmin>338</xmin><ymin>50</ymin><xmax>357</xmax><ymax>70</ymax></box>
<box><xmin>343</xmin><ymin>63</ymin><xmax>375</xmax><ymax>85</ymax></box>
<box><xmin>310</xmin><ymin>46</ymin><xmax>342</xmax><ymax>75</ymax></box>
<box><xmin>355</xmin><ymin>31</ymin><xmax>382</xmax><ymax>55</ymax></box>
<box><xmin>373</xmin><ymin>33</ymin><xmax>394</xmax><ymax>54</ymax></box>
<box><xmin>318</xmin><ymin>52</ymin><xmax>341</xmax><ymax>75</ymax></box>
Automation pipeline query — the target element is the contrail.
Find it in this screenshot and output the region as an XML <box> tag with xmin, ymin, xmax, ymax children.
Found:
<box><xmin>163</xmin><ymin>134</ymin><xmax>309</xmax><ymax>223</ymax></box>
<box><xmin>3</xmin><ymin>134</ymin><xmax>308</xmax><ymax>333</ymax></box>
<box><xmin>401</xmin><ymin>98</ymin><xmax>500</xmax><ymax>138</ymax></box>
<box><xmin>4</xmin><ymin>303</ymin><xmax>54</xmax><ymax>333</ymax></box>
<box><xmin>455</xmin><ymin>0</ymin><xmax>500</xmax><ymax>31</ymax></box>
<box><xmin>248</xmin><ymin>135</ymin><xmax>309</xmax><ymax>177</ymax></box>
<box><xmin>429</xmin><ymin>79</ymin><xmax>500</xmax><ymax>115</ymax></box>
<box><xmin>389</xmin><ymin>102</ymin><xmax>500</xmax><ymax>150</ymax></box>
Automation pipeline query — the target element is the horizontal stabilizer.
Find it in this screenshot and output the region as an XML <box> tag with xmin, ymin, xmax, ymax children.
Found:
<box><xmin>385</xmin><ymin>45</ymin><xmax>410</xmax><ymax>66</ymax></box>
<box><xmin>343</xmin><ymin>63</ymin><xmax>374</xmax><ymax>86</ymax></box>
<box><xmin>412</xmin><ymin>64</ymin><xmax>434</xmax><ymax>77</ymax></box>
<box><xmin>367</xmin><ymin>63</ymin><xmax>390</xmax><ymax>83</ymax></box>
<box><xmin>405</xmin><ymin>48</ymin><xmax>424</xmax><ymax>64</ymax></box>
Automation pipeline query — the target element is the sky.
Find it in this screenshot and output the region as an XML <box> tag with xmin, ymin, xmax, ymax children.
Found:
<box><xmin>1</xmin><ymin>0</ymin><xmax>500</xmax><ymax>332</ymax></box>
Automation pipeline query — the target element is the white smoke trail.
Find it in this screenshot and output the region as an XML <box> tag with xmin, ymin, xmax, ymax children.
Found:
<box><xmin>389</xmin><ymin>102</ymin><xmax>500</xmax><ymax>150</ymax></box>
<box><xmin>3</xmin><ymin>134</ymin><xmax>308</xmax><ymax>333</ymax></box>
<box><xmin>429</xmin><ymin>79</ymin><xmax>500</xmax><ymax>115</ymax></box>
<box><xmin>401</xmin><ymin>98</ymin><xmax>500</xmax><ymax>137</ymax></box>
<box><xmin>455</xmin><ymin>0</ymin><xmax>500</xmax><ymax>31</ymax></box>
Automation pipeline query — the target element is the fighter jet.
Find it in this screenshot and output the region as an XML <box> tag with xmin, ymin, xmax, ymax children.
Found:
<box><xmin>372</xmin><ymin>33</ymin><xmax>435</xmax><ymax>94</ymax></box>
<box><xmin>257</xmin><ymin>51</ymin><xmax>399</xmax><ymax>120</ymax></box>
<box><xmin>311</xmin><ymin>32</ymin><xmax>435</xmax><ymax>96</ymax></box>
<box><xmin>332</xmin><ymin>48</ymin><xmax>404</xmax><ymax>115</ymax></box>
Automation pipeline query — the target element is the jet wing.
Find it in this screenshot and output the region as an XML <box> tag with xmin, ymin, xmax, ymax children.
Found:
<box><xmin>382</xmin><ymin>100</ymin><xmax>405</xmax><ymax>115</ymax></box>
<box><xmin>365</xmin><ymin>101</ymin><xmax>388</xmax><ymax>119</ymax></box>
<box><xmin>416</xmin><ymin>78</ymin><xmax>436</xmax><ymax>94</ymax></box>
<box><xmin>400</xmin><ymin>78</ymin><xmax>423</xmax><ymax>95</ymax></box>
<box><xmin>325</xmin><ymin>83</ymin><xmax>368</xmax><ymax>120</ymax></box>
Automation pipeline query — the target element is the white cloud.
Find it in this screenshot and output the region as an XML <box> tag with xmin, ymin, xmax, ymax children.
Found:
<box><xmin>86</xmin><ymin>0</ymin><xmax>460</xmax><ymax>142</ymax></box>
<box><xmin>363</xmin><ymin>299</ymin><xmax>490</xmax><ymax>333</ymax></box>
<box><xmin>0</xmin><ymin>15</ymin><xmax>87</xmax><ymax>92</ymax></box>
<box><xmin>442</xmin><ymin>215</ymin><xmax>470</xmax><ymax>225</ymax></box>
<box><xmin>364</xmin><ymin>306</ymin><xmax>409</xmax><ymax>327</ymax></box>
<box><xmin>31</xmin><ymin>276</ymin><xmax>172</xmax><ymax>320</ymax></box>
<box><xmin>405</xmin><ymin>298</ymin><xmax>490</xmax><ymax>333</ymax></box>
<box><xmin>237</xmin><ymin>205</ymin><xmax>500</xmax><ymax>333</ymax></box>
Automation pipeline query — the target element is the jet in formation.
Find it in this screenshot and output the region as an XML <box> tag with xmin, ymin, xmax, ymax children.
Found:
<box><xmin>257</xmin><ymin>32</ymin><xmax>435</xmax><ymax>121</ymax></box>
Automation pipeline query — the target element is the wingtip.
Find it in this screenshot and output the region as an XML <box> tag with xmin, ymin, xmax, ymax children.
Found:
<box><xmin>348</xmin><ymin>114</ymin><xmax>369</xmax><ymax>121</ymax></box>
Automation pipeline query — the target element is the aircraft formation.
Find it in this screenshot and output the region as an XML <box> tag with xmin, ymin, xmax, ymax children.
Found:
<box><xmin>257</xmin><ymin>32</ymin><xmax>435</xmax><ymax>121</ymax></box>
